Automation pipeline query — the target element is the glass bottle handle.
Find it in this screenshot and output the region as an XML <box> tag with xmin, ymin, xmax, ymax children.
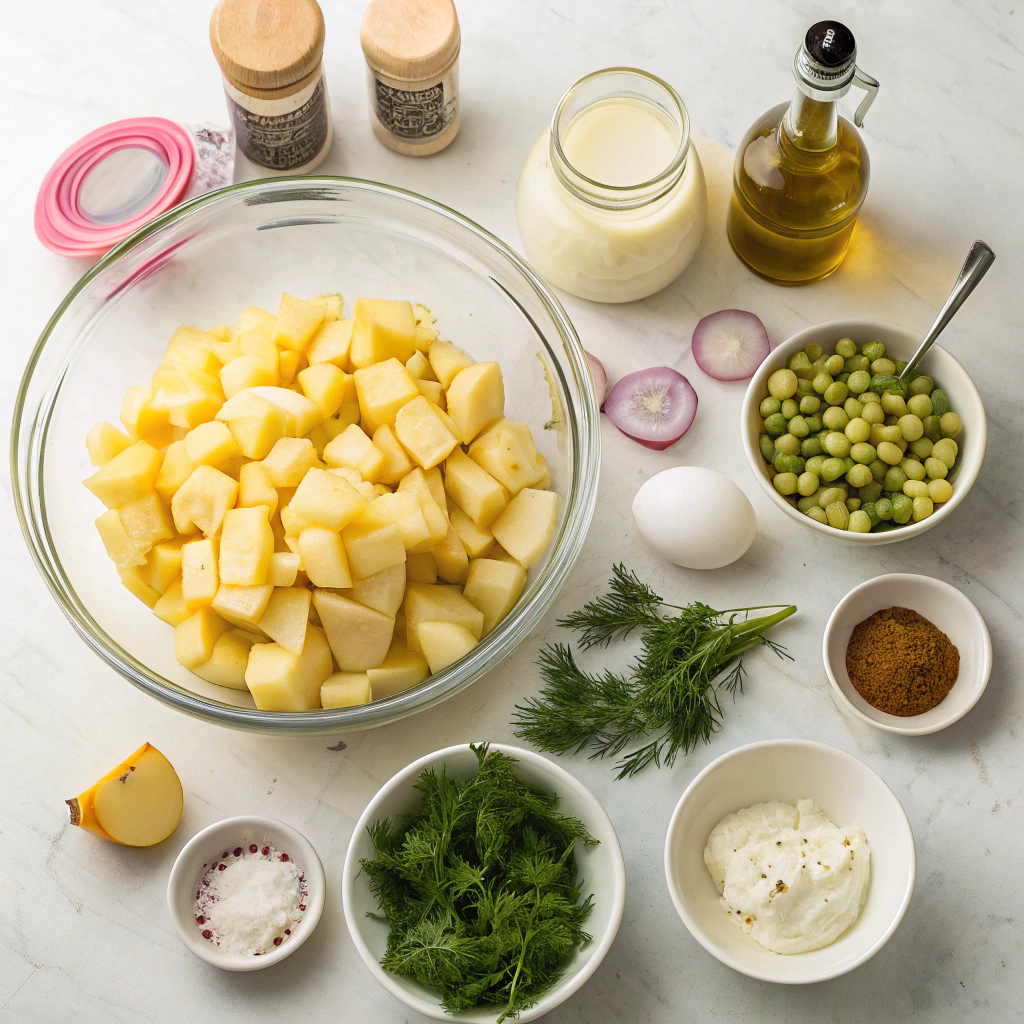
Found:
<box><xmin>852</xmin><ymin>68</ymin><xmax>879</xmax><ymax>127</ymax></box>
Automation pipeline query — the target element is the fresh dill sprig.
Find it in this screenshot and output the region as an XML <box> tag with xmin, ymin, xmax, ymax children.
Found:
<box><xmin>514</xmin><ymin>565</ymin><xmax>796</xmax><ymax>779</ymax></box>
<box><xmin>361</xmin><ymin>743</ymin><xmax>597</xmax><ymax>1022</ymax></box>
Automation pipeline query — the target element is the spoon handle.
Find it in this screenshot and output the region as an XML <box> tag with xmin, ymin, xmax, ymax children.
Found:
<box><xmin>899</xmin><ymin>240</ymin><xmax>995</xmax><ymax>380</ymax></box>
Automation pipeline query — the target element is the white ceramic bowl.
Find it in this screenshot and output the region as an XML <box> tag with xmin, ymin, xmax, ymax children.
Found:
<box><xmin>342</xmin><ymin>743</ymin><xmax>626</xmax><ymax>1021</ymax></box>
<box><xmin>741</xmin><ymin>318</ymin><xmax>986</xmax><ymax>545</ymax></box>
<box><xmin>823</xmin><ymin>573</ymin><xmax>992</xmax><ymax>734</ymax></box>
<box><xmin>665</xmin><ymin>740</ymin><xmax>915</xmax><ymax>983</ymax></box>
<box><xmin>167</xmin><ymin>815</ymin><xmax>326</xmax><ymax>971</ymax></box>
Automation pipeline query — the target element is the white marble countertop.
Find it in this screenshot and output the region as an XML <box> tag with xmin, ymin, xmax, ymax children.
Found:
<box><xmin>2</xmin><ymin>1</ymin><xmax>1022</xmax><ymax>1021</ymax></box>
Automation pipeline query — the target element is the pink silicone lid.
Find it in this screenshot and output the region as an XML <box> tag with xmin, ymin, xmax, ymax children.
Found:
<box><xmin>35</xmin><ymin>117</ymin><xmax>195</xmax><ymax>259</ymax></box>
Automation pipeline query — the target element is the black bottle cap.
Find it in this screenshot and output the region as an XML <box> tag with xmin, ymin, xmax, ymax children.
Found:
<box><xmin>804</xmin><ymin>21</ymin><xmax>856</xmax><ymax>68</ymax></box>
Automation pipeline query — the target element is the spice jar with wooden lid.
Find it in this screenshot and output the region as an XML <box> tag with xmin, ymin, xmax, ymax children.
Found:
<box><xmin>211</xmin><ymin>0</ymin><xmax>333</xmax><ymax>172</ymax></box>
<box><xmin>360</xmin><ymin>0</ymin><xmax>461</xmax><ymax>156</ymax></box>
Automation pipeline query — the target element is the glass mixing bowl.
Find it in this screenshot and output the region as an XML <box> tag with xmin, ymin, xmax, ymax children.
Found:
<box><xmin>12</xmin><ymin>178</ymin><xmax>600</xmax><ymax>734</ymax></box>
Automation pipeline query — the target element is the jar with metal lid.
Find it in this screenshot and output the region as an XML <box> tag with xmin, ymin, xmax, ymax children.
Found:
<box><xmin>516</xmin><ymin>68</ymin><xmax>706</xmax><ymax>303</ymax></box>
<box><xmin>360</xmin><ymin>0</ymin><xmax>461</xmax><ymax>156</ymax></box>
<box><xmin>210</xmin><ymin>0</ymin><xmax>333</xmax><ymax>173</ymax></box>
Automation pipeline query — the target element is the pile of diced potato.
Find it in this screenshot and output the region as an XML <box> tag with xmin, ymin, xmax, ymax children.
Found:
<box><xmin>83</xmin><ymin>294</ymin><xmax>558</xmax><ymax>711</ymax></box>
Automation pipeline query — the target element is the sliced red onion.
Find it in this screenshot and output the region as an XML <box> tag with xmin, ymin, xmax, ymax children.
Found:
<box><xmin>585</xmin><ymin>350</ymin><xmax>608</xmax><ymax>407</ymax></box>
<box><xmin>691</xmin><ymin>309</ymin><xmax>770</xmax><ymax>381</ymax></box>
<box><xmin>603</xmin><ymin>367</ymin><xmax>698</xmax><ymax>450</ymax></box>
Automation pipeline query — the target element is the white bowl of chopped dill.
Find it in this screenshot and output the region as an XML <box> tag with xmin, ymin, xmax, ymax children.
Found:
<box><xmin>342</xmin><ymin>742</ymin><xmax>626</xmax><ymax>1022</ymax></box>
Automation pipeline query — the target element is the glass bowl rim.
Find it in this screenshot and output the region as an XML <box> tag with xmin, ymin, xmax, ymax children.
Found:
<box><xmin>12</xmin><ymin>175</ymin><xmax>601</xmax><ymax>733</ymax></box>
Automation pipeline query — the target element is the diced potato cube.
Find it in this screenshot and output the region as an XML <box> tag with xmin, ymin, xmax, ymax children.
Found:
<box><xmin>248</xmin><ymin>386</ymin><xmax>323</xmax><ymax>436</ymax></box>
<box><xmin>171</xmin><ymin>465</ymin><xmax>238</xmax><ymax>537</ymax></box>
<box><xmin>280</xmin><ymin>503</ymin><xmax>315</xmax><ymax>538</ymax></box>
<box><xmin>406</xmin><ymin>552</ymin><xmax>437</xmax><ymax>584</ymax></box>
<box><xmin>219</xmin><ymin>506</ymin><xmax>274</xmax><ymax>585</ymax></box>
<box><xmin>220</xmin><ymin>354</ymin><xmax>277</xmax><ymax>398</ymax></box>
<box><xmin>394</xmin><ymin>395</ymin><xmax>458</xmax><ymax>470</ymax></box>
<box><xmin>211</xmin><ymin>582</ymin><xmax>274</xmax><ymax>630</ymax></box>
<box><xmin>237</xmin><ymin>461</ymin><xmax>279</xmax><ymax>519</ymax></box>
<box><xmin>415</xmin><ymin>325</ymin><xmax>440</xmax><ymax>349</ymax></box>
<box><xmin>115</xmin><ymin>491</ymin><xmax>175</xmax><ymax>546</ymax></box>
<box><xmin>307</xmin><ymin>319</ymin><xmax>353</xmax><ymax>367</ymax></box>
<box><xmin>313</xmin><ymin>590</ymin><xmax>395</xmax><ymax>671</ymax></box>
<box><xmin>258</xmin><ymin>586</ymin><xmax>312</xmax><ymax>655</ymax></box>
<box><xmin>372</xmin><ymin>425</ymin><xmax>415</xmax><ymax>484</ymax></box>
<box><xmin>416</xmin><ymin>621</ymin><xmax>479</xmax><ymax>673</ymax></box>
<box><xmin>403</xmin><ymin>583</ymin><xmax>483</xmax><ymax>654</ymax></box>
<box><xmin>320</xmin><ymin>671</ymin><xmax>372</xmax><ymax>708</ymax></box>
<box><xmin>432</xmin><ymin>524</ymin><xmax>469</xmax><ymax>585</ymax></box>
<box><xmin>184</xmin><ymin>421</ymin><xmax>240</xmax><ymax>467</ymax></box>
<box><xmin>358</xmin><ymin>491</ymin><xmax>430</xmax><ymax>551</ymax></box>
<box><xmin>468</xmin><ymin>418</ymin><xmax>548</xmax><ymax>493</ymax></box>
<box><xmin>120</xmin><ymin>384</ymin><xmax>175</xmax><ymax>448</ymax></box>
<box><xmin>245</xmin><ymin>624</ymin><xmax>333</xmax><ymax>711</ymax></box>
<box><xmin>449</xmin><ymin>503</ymin><xmax>495</xmax><ymax>558</ymax></box>
<box><xmin>310</xmin><ymin>293</ymin><xmax>343</xmax><ymax>320</ymax></box>
<box><xmin>153</xmin><ymin>577</ymin><xmax>190</xmax><ymax>626</ymax></box>
<box><xmin>305</xmin><ymin>423</ymin><xmax>329</xmax><ymax>457</ymax></box>
<box><xmin>490</xmin><ymin>488</ymin><xmax>558</xmax><ymax>569</ymax></box>
<box><xmin>354</xmin><ymin>361</ymin><xmax>421</xmax><ymax>436</ymax></box>
<box><xmin>148</xmin><ymin>368</ymin><xmax>224</xmax><ymax>430</ymax></box>
<box><xmin>396</xmin><ymin>468</ymin><xmax>448</xmax><ymax>546</ymax></box>
<box><xmin>119</xmin><ymin>566</ymin><xmax>162</xmax><ymax>608</ymax></box>
<box><xmin>193</xmin><ymin>630</ymin><xmax>255</xmax><ymax>689</ymax></box>
<box><xmin>349</xmin><ymin>298</ymin><xmax>417</xmax><ymax>368</ymax></box>
<box><xmin>463</xmin><ymin>558</ymin><xmax>527</xmax><ymax>635</ymax></box>
<box><xmin>86</xmin><ymin>421</ymin><xmax>132</xmax><ymax>467</ymax></box>
<box><xmin>164</xmin><ymin>325</ymin><xmax>222</xmax><ymax>376</ymax></box>
<box><xmin>446</xmin><ymin>362</ymin><xmax>504</xmax><ymax>443</ymax></box>
<box><xmin>345</xmin><ymin>562</ymin><xmax>406</xmax><ymax>617</ymax></box>
<box><xmin>289</xmin><ymin>467</ymin><xmax>367</xmax><ymax>530</ymax></box>
<box><xmin>95</xmin><ymin>509</ymin><xmax>150</xmax><ymax>571</ymax></box>
<box><xmin>261</xmin><ymin>437</ymin><xmax>318</xmax><ymax>487</ymax></box>
<box><xmin>274</xmin><ymin>293</ymin><xmax>325</xmax><ymax>352</ymax></box>
<box><xmin>181</xmin><ymin>538</ymin><xmax>219</xmax><ymax>610</ymax></box>
<box><xmin>298</xmin><ymin>526</ymin><xmax>353</xmax><ymax>588</ymax></box>
<box><xmin>328</xmin><ymin>467</ymin><xmax>377</xmax><ymax>502</ymax></box>
<box><xmin>212</xmin><ymin>339</ymin><xmax>242</xmax><ymax>364</ymax></box>
<box><xmin>421</xmin><ymin>466</ymin><xmax>447</xmax><ymax>510</ymax></box>
<box><xmin>268</xmin><ymin>551</ymin><xmax>300</xmax><ymax>587</ymax></box>
<box><xmin>84</xmin><ymin>441</ymin><xmax>164</xmax><ymax>509</ymax></box>
<box><xmin>342</xmin><ymin>522</ymin><xmax>406</xmax><ymax>579</ymax></box>
<box><xmin>297</xmin><ymin>362</ymin><xmax>347</xmax><ymax>418</ymax></box>
<box><xmin>406</xmin><ymin>350</ymin><xmax>437</xmax><ymax>381</ymax></box>
<box><xmin>175</xmin><ymin>608</ymin><xmax>227</xmax><ymax>670</ymax></box>
<box><xmin>278</xmin><ymin>349</ymin><xmax>305</xmax><ymax>384</ymax></box>
<box><xmin>366</xmin><ymin>640</ymin><xmax>429</xmax><ymax>698</ymax></box>
<box><xmin>216</xmin><ymin>391</ymin><xmax>291</xmax><ymax>459</ymax></box>
<box><xmin>237</xmin><ymin>306</ymin><xmax>278</xmax><ymax>369</ymax></box>
<box><xmin>428</xmin><ymin>339</ymin><xmax>474</xmax><ymax>388</ymax></box>
<box><xmin>415</xmin><ymin>379</ymin><xmax>445</xmax><ymax>407</ymax></box>
<box><xmin>142</xmin><ymin>540</ymin><xmax>184</xmax><ymax>593</ymax></box>
<box><xmin>323</xmin><ymin>424</ymin><xmax>385</xmax><ymax>483</ymax></box>
<box><xmin>443</xmin><ymin>449</ymin><xmax>508</xmax><ymax>528</ymax></box>
<box><xmin>156</xmin><ymin>441</ymin><xmax>198</xmax><ymax>505</ymax></box>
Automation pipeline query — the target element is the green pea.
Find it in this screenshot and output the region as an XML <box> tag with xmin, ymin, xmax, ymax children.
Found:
<box><xmin>912</xmin><ymin>496</ymin><xmax>934</xmax><ymax>521</ymax></box>
<box><xmin>895</xmin><ymin>360</ymin><xmax>908</xmax><ymax>375</ymax></box>
<box><xmin>823</xmin><ymin>432</ymin><xmax>851</xmax><ymax>458</ymax></box>
<box><xmin>837</xmin><ymin>372</ymin><xmax>851</xmax><ymax>385</ymax></box>
<box><xmin>907</xmin><ymin>394</ymin><xmax>932</xmax><ymax>419</ymax></box>
<box><xmin>871</xmin><ymin>357</ymin><xmax>897</xmax><ymax>375</ymax></box>
<box><xmin>940</xmin><ymin>412</ymin><xmax>963</xmax><ymax>438</ymax></box>
<box><xmin>801</xmin><ymin>436</ymin><xmax>823</xmax><ymax>458</ymax></box>
<box><xmin>789</xmin><ymin>415</ymin><xmax>811</xmax><ymax>440</ymax></box>
<box><xmin>820</xmin><ymin>457</ymin><xmax>846</xmax><ymax>482</ymax></box>
<box><xmin>931</xmin><ymin>438</ymin><xmax>958</xmax><ymax>467</ymax></box>
<box><xmin>859</xmin><ymin>391</ymin><xmax>881</xmax><ymax>404</ymax></box>
<box><xmin>824</xmin><ymin>381</ymin><xmax>849</xmax><ymax>406</ymax></box>
<box><xmin>806</xmin><ymin>506</ymin><xmax>828</xmax><ymax>524</ymax></box>
<box><xmin>773</xmin><ymin>472</ymin><xmax>799</xmax><ymax>496</ymax></box>
<box><xmin>859</xmin><ymin>480</ymin><xmax>883</xmax><ymax>503</ymax></box>
<box><xmin>922</xmin><ymin>414</ymin><xmax>942</xmax><ymax>442</ymax></box>
<box><xmin>861</xmin><ymin>402</ymin><xmax>885</xmax><ymax>425</ymax></box>
<box><xmin>822</xmin><ymin>406</ymin><xmax>850</xmax><ymax>430</ymax></box>
<box><xmin>797</xmin><ymin>492</ymin><xmax>823</xmax><ymax>513</ymax></box>
<box><xmin>804</xmin><ymin>343</ymin><xmax>823</xmax><ymax>361</ymax></box>
<box><xmin>812</xmin><ymin>372</ymin><xmax>834</xmax><ymax>395</ymax></box>
<box><xmin>930</xmin><ymin>388</ymin><xmax>950</xmax><ymax>416</ymax></box>
<box><xmin>884</xmin><ymin>466</ymin><xmax>908</xmax><ymax>492</ymax></box>
<box><xmin>875</xmin><ymin>424</ymin><xmax>902</xmax><ymax>443</ymax></box>
<box><xmin>759</xmin><ymin>396</ymin><xmax>782</xmax><ymax>417</ymax></box>
<box><xmin>825</xmin><ymin>354</ymin><xmax>845</xmax><ymax>376</ymax></box>
<box><xmin>797</xmin><ymin>471</ymin><xmax>819</xmax><ymax>497</ymax></box>
<box><xmin>898</xmin><ymin>414</ymin><xmax>924</xmax><ymax>441</ymax></box>
<box><xmin>804</xmin><ymin>415</ymin><xmax>822</xmax><ymax>432</ymax></box>
<box><xmin>862</xmin><ymin>340</ymin><xmax>886</xmax><ymax>361</ymax></box>
<box><xmin>841</xmin><ymin>456</ymin><xmax>856</xmax><ymax>472</ymax></box>
<box><xmin>881</xmin><ymin>392</ymin><xmax>908</xmax><ymax>417</ymax></box>
<box><xmin>796</xmin><ymin>378</ymin><xmax>815</xmax><ymax>399</ymax></box>
<box><xmin>764</xmin><ymin>412</ymin><xmax>788</xmax><ymax>436</ymax></box>
<box><xmin>758</xmin><ymin>435</ymin><xmax>775</xmax><ymax>462</ymax></box>
<box><xmin>846</xmin><ymin>463</ymin><xmax>873</xmax><ymax>488</ymax></box>
<box><xmin>781</xmin><ymin>398</ymin><xmax>799</xmax><ymax>420</ymax></box>
<box><xmin>844</xmin><ymin>417</ymin><xmax>871</xmax><ymax>443</ymax></box>
<box><xmin>904</xmin><ymin>479</ymin><xmax>929</xmax><ymax>498</ymax></box>
<box><xmin>825</xmin><ymin>501</ymin><xmax>850</xmax><ymax>529</ymax></box>
<box><xmin>869</xmin><ymin>373</ymin><xmax>908</xmax><ymax>398</ymax></box>
<box><xmin>813</xmin><ymin>354</ymin><xmax>829</xmax><ymax>370</ymax></box>
<box><xmin>883</xmin><ymin>414</ymin><xmax>899</xmax><ymax>426</ymax></box>
<box><xmin>768</xmin><ymin>368</ymin><xmax>798</xmax><ymax>400</ymax></box>
<box><xmin>929</xmin><ymin>479</ymin><xmax>953</xmax><ymax>503</ymax></box>
<box><xmin>877</xmin><ymin>441</ymin><xmax>903</xmax><ymax>465</ymax></box>
<box><xmin>846</xmin><ymin>496</ymin><xmax>862</xmax><ymax>512</ymax></box>
<box><xmin>847</xmin><ymin>370</ymin><xmax>871</xmax><ymax>394</ymax></box>
<box><xmin>861</xmin><ymin>502</ymin><xmax>881</xmax><ymax>527</ymax></box>
<box><xmin>924</xmin><ymin>456</ymin><xmax>948</xmax><ymax>480</ymax></box>
<box><xmin>900</xmin><ymin>458</ymin><xmax>926</xmax><ymax>481</ymax></box>
<box><xmin>909</xmin><ymin>375</ymin><xmax>934</xmax><ymax>397</ymax></box>
<box><xmin>774</xmin><ymin>453</ymin><xmax>805</xmax><ymax>474</ymax></box>
<box><xmin>868</xmin><ymin>459</ymin><xmax>887</xmax><ymax>481</ymax></box>
<box><xmin>874</xmin><ymin>497</ymin><xmax>894</xmax><ymax>521</ymax></box>
<box><xmin>850</xmin><ymin>442</ymin><xmax>876</xmax><ymax>464</ymax></box>
<box><xmin>909</xmin><ymin>437</ymin><xmax>933</xmax><ymax>459</ymax></box>
<box><xmin>836</xmin><ymin>337</ymin><xmax>857</xmax><ymax>358</ymax></box>
<box><xmin>844</xmin><ymin>354</ymin><xmax>870</xmax><ymax>373</ymax></box>
<box><xmin>788</xmin><ymin>351</ymin><xmax>816</xmax><ymax>379</ymax></box>
<box><xmin>805</xmin><ymin>455</ymin><xmax>826</xmax><ymax>476</ymax></box>
<box><xmin>843</xmin><ymin>397</ymin><xmax>864</xmax><ymax>419</ymax></box>
<box><xmin>891</xmin><ymin>492</ymin><xmax>914</xmax><ymax>524</ymax></box>
<box><xmin>849</xmin><ymin>509</ymin><xmax>872</xmax><ymax>532</ymax></box>
<box><xmin>799</xmin><ymin>395</ymin><xmax>821</xmax><ymax>414</ymax></box>
<box><xmin>774</xmin><ymin>432</ymin><xmax>800</xmax><ymax>456</ymax></box>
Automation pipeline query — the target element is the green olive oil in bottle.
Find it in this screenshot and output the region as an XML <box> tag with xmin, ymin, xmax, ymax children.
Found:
<box><xmin>728</xmin><ymin>21</ymin><xmax>879</xmax><ymax>284</ymax></box>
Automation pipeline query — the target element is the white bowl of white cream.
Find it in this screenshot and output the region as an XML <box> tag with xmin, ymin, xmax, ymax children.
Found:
<box><xmin>664</xmin><ymin>740</ymin><xmax>915</xmax><ymax>983</ymax></box>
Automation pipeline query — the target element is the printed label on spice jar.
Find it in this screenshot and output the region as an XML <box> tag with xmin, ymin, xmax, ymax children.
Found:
<box><xmin>371</xmin><ymin>69</ymin><xmax>458</xmax><ymax>142</ymax></box>
<box><xmin>224</xmin><ymin>74</ymin><xmax>330</xmax><ymax>171</ymax></box>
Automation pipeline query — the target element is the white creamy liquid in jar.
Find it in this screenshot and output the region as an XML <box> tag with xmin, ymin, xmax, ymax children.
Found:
<box><xmin>516</xmin><ymin>98</ymin><xmax>707</xmax><ymax>303</ymax></box>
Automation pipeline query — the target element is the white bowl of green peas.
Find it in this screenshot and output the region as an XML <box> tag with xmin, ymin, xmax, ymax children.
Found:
<box><xmin>741</xmin><ymin>319</ymin><xmax>986</xmax><ymax>544</ymax></box>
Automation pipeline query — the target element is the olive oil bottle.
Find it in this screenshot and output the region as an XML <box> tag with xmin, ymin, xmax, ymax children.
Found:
<box><xmin>728</xmin><ymin>21</ymin><xmax>879</xmax><ymax>284</ymax></box>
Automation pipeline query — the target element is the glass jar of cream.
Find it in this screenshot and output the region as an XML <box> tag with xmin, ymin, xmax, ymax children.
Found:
<box><xmin>517</xmin><ymin>68</ymin><xmax>706</xmax><ymax>303</ymax></box>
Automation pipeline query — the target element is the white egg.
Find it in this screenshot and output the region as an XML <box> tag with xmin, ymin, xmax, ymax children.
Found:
<box><xmin>631</xmin><ymin>466</ymin><xmax>756</xmax><ymax>569</ymax></box>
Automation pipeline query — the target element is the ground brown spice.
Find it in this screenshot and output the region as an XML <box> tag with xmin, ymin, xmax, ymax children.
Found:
<box><xmin>845</xmin><ymin>606</ymin><xmax>959</xmax><ymax>716</ymax></box>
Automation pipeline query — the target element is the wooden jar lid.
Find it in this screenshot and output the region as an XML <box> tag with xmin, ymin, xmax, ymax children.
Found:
<box><xmin>211</xmin><ymin>0</ymin><xmax>325</xmax><ymax>94</ymax></box>
<box><xmin>360</xmin><ymin>0</ymin><xmax>460</xmax><ymax>82</ymax></box>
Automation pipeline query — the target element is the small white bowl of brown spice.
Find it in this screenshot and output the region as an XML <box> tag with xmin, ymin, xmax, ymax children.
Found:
<box><xmin>823</xmin><ymin>573</ymin><xmax>992</xmax><ymax>735</ymax></box>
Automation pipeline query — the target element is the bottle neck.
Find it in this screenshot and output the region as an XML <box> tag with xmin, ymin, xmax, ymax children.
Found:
<box><xmin>781</xmin><ymin>87</ymin><xmax>838</xmax><ymax>152</ymax></box>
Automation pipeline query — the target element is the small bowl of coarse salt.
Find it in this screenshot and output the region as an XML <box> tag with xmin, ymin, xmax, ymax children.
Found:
<box><xmin>167</xmin><ymin>816</ymin><xmax>326</xmax><ymax>971</ymax></box>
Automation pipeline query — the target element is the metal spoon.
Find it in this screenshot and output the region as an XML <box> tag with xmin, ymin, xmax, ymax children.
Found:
<box><xmin>899</xmin><ymin>240</ymin><xmax>995</xmax><ymax>380</ymax></box>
